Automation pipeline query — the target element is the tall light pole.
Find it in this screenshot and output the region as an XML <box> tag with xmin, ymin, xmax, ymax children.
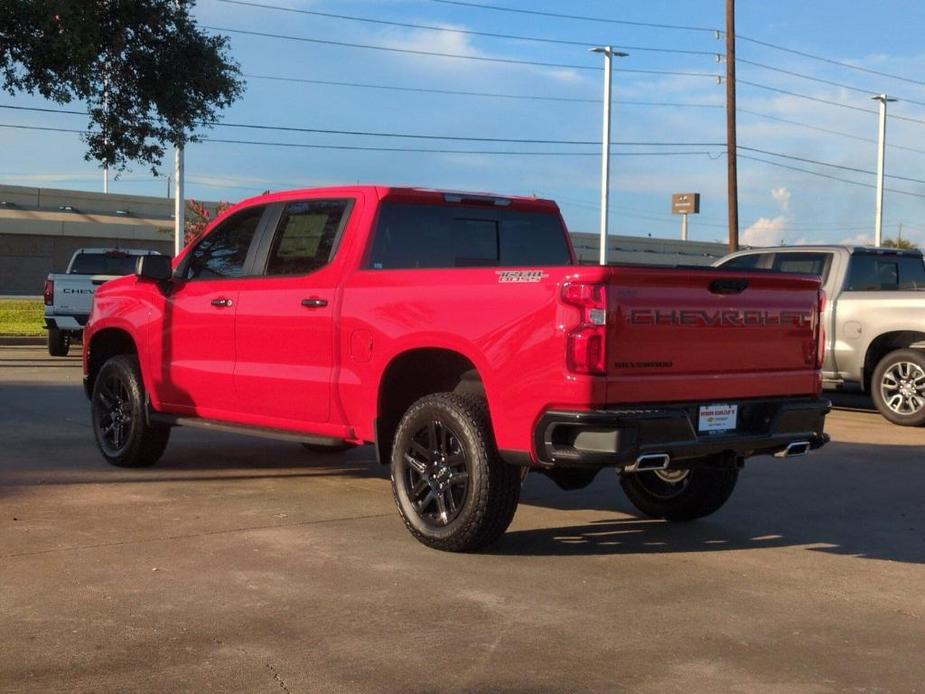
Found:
<box><xmin>873</xmin><ymin>94</ymin><xmax>897</xmax><ymax>247</ymax></box>
<box><xmin>174</xmin><ymin>145</ymin><xmax>185</xmax><ymax>257</ymax></box>
<box><xmin>590</xmin><ymin>46</ymin><xmax>628</xmax><ymax>266</ymax></box>
<box><xmin>725</xmin><ymin>0</ymin><xmax>739</xmax><ymax>253</ymax></box>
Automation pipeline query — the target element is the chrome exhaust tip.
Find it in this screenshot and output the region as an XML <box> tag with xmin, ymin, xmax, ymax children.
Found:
<box><xmin>774</xmin><ymin>441</ymin><xmax>811</xmax><ymax>458</ymax></box>
<box><xmin>625</xmin><ymin>453</ymin><xmax>671</xmax><ymax>473</ymax></box>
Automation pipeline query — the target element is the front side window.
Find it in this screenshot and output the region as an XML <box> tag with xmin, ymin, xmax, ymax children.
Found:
<box><xmin>264</xmin><ymin>200</ymin><xmax>350</xmax><ymax>276</ymax></box>
<box><xmin>185</xmin><ymin>206</ymin><xmax>265</xmax><ymax>280</ymax></box>
<box><xmin>846</xmin><ymin>254</ymin><xmax>925</xmax><ymax>291</ymax></box>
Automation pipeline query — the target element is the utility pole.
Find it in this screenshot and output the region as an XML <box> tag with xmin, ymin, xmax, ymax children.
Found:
<box><xmin>590</xmin><ymin>46</ymin><xmax>628</xmax><ymax>265</ymax></box>
<box><xmin>174</xmin><ymin>146</ymin><xmax>184</xmax><ymax>257</ymax></box>
<box><xmin>873</xmin><ymin>94</ymin><xmax>897</xmax><ymax>247</ymax></box>
<box><xmin>725</xmin><ymin>0</ymin><xmax>739</xmax><ymax>252</ymax></box>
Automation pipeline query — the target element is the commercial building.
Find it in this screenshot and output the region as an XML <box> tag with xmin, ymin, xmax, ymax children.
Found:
<box><xmin>0</xmin><ymin>184</ymin><xmax>729</xmax><ymax>295</ymax></box>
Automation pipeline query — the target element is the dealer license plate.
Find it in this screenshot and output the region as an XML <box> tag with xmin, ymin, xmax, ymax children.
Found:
<box><xmin>698</xmin><ymin>404</ymin><xmax>738</xmax><ymax>433</ymax></box>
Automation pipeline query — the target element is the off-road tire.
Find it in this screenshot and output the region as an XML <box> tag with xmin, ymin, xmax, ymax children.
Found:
<box><xmin>301</xmin><ymin>442</ymin><xmax>355</xmax><ymax>454</ymax></box>
<box><xmin>620</xmin><ymin>462</ymin><xmax>738</xmax><ymax>522</ymax></box>
<box><xmin>391</xmin><ymin>393</ymin><xmax>521</xmax><ymax>552</ymax></box>
<box><xmin>47</xmin><ymin>328</ymin><xmax>70</xmax><ymax>357</ymax></box>
<box><xmin>871</xmin><ymin>349</ymin><xmax>925</xmax><ymax>427</ymax></box>
<box><xmin>91</xmin><ymin>354</ymin><xmax>170</xmax><ymax>467</ymax></box>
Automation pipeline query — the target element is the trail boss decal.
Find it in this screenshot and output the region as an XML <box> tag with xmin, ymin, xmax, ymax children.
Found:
<box><xmin>496</xmin><ymin>270</ymin><xmax>548</xmax><ymax>283</ymax></box>
<box><xmin>629</xmin><ymin>308</ymin><xmax>812</xmax><ymax>328</ymax></box>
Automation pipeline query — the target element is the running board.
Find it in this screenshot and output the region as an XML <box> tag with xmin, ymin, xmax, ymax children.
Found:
<box><xmin>149</xmin><ymin>413</ymin><xmax>345</xmax><ymax>447</ymax></box>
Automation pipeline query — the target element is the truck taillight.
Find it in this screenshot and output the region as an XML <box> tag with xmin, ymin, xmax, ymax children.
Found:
<box><xmin>561</xmin><ymin>282</ymin><xmax>607</xmax><ymax>375</ymax></box>
<box><xmin>43</xmin><ymin>279</ymin><xmax>54</xmax><ymax>306</ymax></box>
<box><xmin>816</xmin><ymin>289</ymin><xmax>827</xmax><ymax>369</ymax></box>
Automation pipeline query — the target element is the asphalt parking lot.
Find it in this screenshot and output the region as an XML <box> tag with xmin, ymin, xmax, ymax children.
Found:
<box><xmin>1</xmin><ymin>345</ymin><xmax>923</xmax><ymax>693</ymax></box>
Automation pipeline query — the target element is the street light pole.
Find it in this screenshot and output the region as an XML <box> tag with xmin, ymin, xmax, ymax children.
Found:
<box><xmin>873</xmin><ymin>94</ymin><xmax>897</xmax><ymax>247</ymax></box>
<box><xmin>590</xmin><ymin>46</ymin><xmax>628</xmax><ymax>266</ymax></box>
<box><xmin>174</xmin><ymin>146</ymin><xmax>184</xmax><ymax>257</ymax></box>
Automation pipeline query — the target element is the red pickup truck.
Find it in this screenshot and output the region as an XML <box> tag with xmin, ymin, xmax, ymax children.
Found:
<box><xmin>83</xmin><ymin>186</ymin><xmax>829</xmax><ymax>551</ymax></box>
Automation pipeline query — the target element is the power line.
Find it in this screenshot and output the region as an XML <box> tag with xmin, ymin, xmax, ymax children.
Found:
<box><xmin>213</xmin><ymin>0</ymin><xmax>717</xmax><ymax>56</ymax></box>
<box><xmin>737</xmin><ymin>33</ymin><xmax>925</xmax><ymax>89</ymax></box>
<box><xmin>737</xmin><ymin>58</ymin><xmax>925</xmax><ymax>109</ymax></box>
<box><xmin>423</xmin><ymin>0</ymin><xmax>716</xmax><ymax>33</ymax></box>
<box><xmin>737</xmin><ymin>80</ymin><xmax>925</xmax><ymax>126</ymax></box>
<box><xmin>0</xmin><ymin>103</ymin><xmax>724</xmax><ymax>146</ymax></box>
<box><xmin>244</xmin><ymin>74</ymin><xmax>725</xmax><ymax>108</ymax></box>
<box><xmin>0</xmin><ymin>119</ymin><xmax>722</xmax><ymax>155</ymax></box>
<box><xmin>739</xmin><ymin>145</ymin><xmax>925</xmax><ymax>185</ymax></box>
<box><xmin>738</xmin><ymin>153</ymin><xmax>925</xmax><ymax>199</ymax></box>
<box><xmin>205</xmin><ymin>25</ymin><xmax>721</xmax><ymax>79</ymax></box>
<box><xmin>736</xmin><ymin>108</ymin><xmax>925</xmax><ymax>155</ymax></box>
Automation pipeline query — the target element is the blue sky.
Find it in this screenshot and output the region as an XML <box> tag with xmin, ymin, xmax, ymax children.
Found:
<box><xmin>3</xmin><ymin>0</ymin><xmax>925</xmax><ymax>246</ymax></box>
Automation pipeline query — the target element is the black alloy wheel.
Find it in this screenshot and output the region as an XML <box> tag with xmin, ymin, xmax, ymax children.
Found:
<box><xmin>390</xmin><ymin>393</ymin><xmax>521</xmax><ymax>552</ymax></box>
<box><xmin>91</xmin><ymin>354</ymin><xmax>170</xmax><ymax>467</ymax></box>
<box><xmin>399</xmin><ymin>418</ymin><xmax>470</xmax><ymax>528</ymax></box>
<box><xmin>94</xmin><ymin>371</ymin><xmax>135</xmax><ymax>456</ymax></box>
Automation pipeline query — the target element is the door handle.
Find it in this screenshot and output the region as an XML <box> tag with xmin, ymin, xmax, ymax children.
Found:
<box><xmin>301</xmin><ymin>297</ymin><xmax>328</xmax><ymax>308</ymax></box>
<box><xmin>211</xmin><ymin>297</ymin><xmax>233</xmax><ymax>307</ymax></box>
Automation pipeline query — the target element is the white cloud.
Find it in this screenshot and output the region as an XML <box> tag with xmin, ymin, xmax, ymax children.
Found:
<box><xmin>840</xmin><ymin>232</ymin><xmax>874</xmax><ymax>246</ymax></box>
<box><xmin>743</xmin><ymin>186</ymin><xmax>793</xmax><ymax>246</ymax></box>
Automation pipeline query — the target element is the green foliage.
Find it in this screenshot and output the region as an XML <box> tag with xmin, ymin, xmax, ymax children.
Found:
<box><xmin>185</xmin><ymin>198</ymin><xmax>232</xmax><ymax>244</ymax></box>
<box><xmin>0</xmin><ymin>1</ymin><xmax>244</xmax><ymax>172</ymax></box>
<box><xmin>0</xmin><ymin>300</ymin><xmax>44</xmax><ymax>336</ymax></box>
<box><xmin>882</xmin><ymin>237</ymin><xmax>918</xmax><ymax>249</ymax></box>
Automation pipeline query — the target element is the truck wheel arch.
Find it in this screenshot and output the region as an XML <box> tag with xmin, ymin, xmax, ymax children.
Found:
<box><xmin>86</xmin><ymin>328</ymin><xmax>140</xmax><ymax>399</ymax></box>
<box><xmin>862</xmin><ymin>330</ymin><xmax>925</xmax><ymax>391</ymax></box>
<box><xmin>375</xmin><ymin>348</ymin><xmax>488</xmax><ymax>465</ymax></box>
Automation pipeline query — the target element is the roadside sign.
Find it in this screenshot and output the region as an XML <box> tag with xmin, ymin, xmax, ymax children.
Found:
<box><xmin>671</xmin><ymin>193</ymin><xmax>701</xmax><ymax>215</ymax></box>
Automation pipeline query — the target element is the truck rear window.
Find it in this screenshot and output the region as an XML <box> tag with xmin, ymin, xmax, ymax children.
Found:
<box><xmin>368</xmin><ymin>203</ymin><xmax>572</xmax><ymax>269</ymax></box>
<box><xmin>847</xmin><ymin>254</ymin><xmax>925</xmax><ymax>291</ymax></box>
<box><xmin>69</xmin><ymin>253</ymin><xmax>144</xmax><ymax>276</ymax></box>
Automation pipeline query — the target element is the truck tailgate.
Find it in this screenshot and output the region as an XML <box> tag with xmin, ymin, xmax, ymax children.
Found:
<box><xmin>51</xmin><ymin>274</ymin><xmax>118</xmax><ymax>315</ymax></box>
<box><xmin>605</xmin><ymin>266</ymin><xmax>821</xmax><ymax>403</ymax></box>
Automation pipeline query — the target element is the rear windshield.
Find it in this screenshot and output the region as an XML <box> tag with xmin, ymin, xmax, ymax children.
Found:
<box><xmin>69</xmin><ymin>252</ymin><xmax>145</xmax><ymax>276</ymax></box>
<box><xmin>367</xmin><ymin>203</ymin><xmax>572</xmax><ymax>269</ymax></box>
<box><xmin>846</xmin><ymin>253</ymin><xmax>925</xmax><ymax>291</ymax></box>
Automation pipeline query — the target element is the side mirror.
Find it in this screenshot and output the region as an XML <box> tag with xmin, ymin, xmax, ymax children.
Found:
<box><xmin>136</xmin><ymin>254</ymin><xmax>173</xmax><ymax>282</ymax></box>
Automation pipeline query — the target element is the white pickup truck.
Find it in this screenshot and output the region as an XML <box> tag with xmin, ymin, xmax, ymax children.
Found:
<box><xmin>42</xmin><ymin>248</ymin><xmax>162</xmax><ymax>356</ymax></box>
<box><xmin>716</xmin><ymin>245</ymin><xmax>925</xmax><ymax>425</ymax></box>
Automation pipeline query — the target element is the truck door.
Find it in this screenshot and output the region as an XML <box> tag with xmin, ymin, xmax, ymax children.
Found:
<box><xmin>232</xmin><ymin>198</ymin><xmax>355</xmax><ymax>426</ymax></box>
<box><xmin>150</xmin><ymin>205</ymin><xmax>268</xmax><ymax>416</ymax></box>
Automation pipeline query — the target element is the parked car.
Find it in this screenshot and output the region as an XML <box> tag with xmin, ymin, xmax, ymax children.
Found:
<box><xmin>43</xmin><ymin>248</ymin><xmax>162</xmax><ymax>356</ymax></box>
<box><xmin>716</xmin><ymin>245</ymin><xmax>925</xmax><ymax>425</ymax></box>
<box><xmin>83</xmin><ymin>186</ymin><xmax>829</xmax><ymax>551</ymax></box>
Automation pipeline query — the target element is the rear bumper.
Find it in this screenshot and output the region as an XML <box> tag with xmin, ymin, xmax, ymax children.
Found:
<box><xmin>44</xmin><ymin>315</ymin><xmax>88</xmax><ymax>331</ymax></box>
<box><xmin>535</xmin><ymin>397</ymin><xmax>830</xmax><ymax>468</ymax></box>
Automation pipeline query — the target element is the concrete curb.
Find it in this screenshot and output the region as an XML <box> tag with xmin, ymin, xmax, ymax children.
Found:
<box><xmin>0</xmin><ymin>336</ymin><xmax>45</xmax><ymax>346</ymax></box>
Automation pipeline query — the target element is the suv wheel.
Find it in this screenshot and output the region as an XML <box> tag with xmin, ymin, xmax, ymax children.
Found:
<box><xmin>620</xmin><ymin>460</ymin><xmax>738</xmax><ymax>521</ymax></box>
<box><xmin>47</xmin><ymin>328</ymin><xmax>69</xmax><ymax>357</ymax></box>
<box><xmin>391</xmin><ymin>393</ymin><xmax>521</xmax><ymax>552</ymax></box>
<box><xmin>91</xmin><ymin>354</ymin><xmax>171</xmax><ymax>467</ymax></box>
<box><xmin>871</xmin><ymin>349</ymin><xmax>925</xmax><ymax>426</ymax></box>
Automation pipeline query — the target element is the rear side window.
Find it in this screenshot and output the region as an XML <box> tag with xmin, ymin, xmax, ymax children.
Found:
<box><xmin>368</xmin><ymin>203</ymin><xmax>571</xmax><ymax>269</ymax></box>
<box><xmin>264</xmin><ymin>200</ymin><xmax>350</xmax><ymax>276</ymax></box>
<box><xmin>720</xmin><ymin>253</ymin><xmax>764</xmax><ymax>270</ymax></box>
<box><xmin>185</xmin><ymin>206</ymin><xmax>265</xmax><ymax>280</ymax></box>
<box><xmin>772</xmin><ymin>252</ymin><xmax>831</xmax><ymax>281</ymax></box>
<box><xmin>847</xmin><ymin>254</ymin><xmax>925</xmax><ymax>291</ymax></box>
<box><xmin>69</xmin><ymin>252</ymin><xmax>144</xmax><ymax>276</ymax></box>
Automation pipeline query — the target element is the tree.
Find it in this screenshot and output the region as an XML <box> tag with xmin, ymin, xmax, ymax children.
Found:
<box><xmin>185</xmin><ymin>198</ymin><xmax>231</xmax><ymax>245</ymax></box>
<box><xmin>883</xmin><ymin>237</ymin><xmax>918</xmax><ymax>249</ymax></box>
<box><xmin>0</xmin><ymin>1</ymin><xmax>244</xmax><ymax>172</ymax></box>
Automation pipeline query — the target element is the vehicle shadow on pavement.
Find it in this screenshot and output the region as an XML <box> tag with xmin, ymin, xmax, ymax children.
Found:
<box><xmin>827</xmin><ymin>389</ymin><xmax>877</xmax><ymax>413</ymax></box>
<box><xmin>505</xmin><ymin>441</ymin><xmax>924</xmax><ymax>564</ymax></box>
